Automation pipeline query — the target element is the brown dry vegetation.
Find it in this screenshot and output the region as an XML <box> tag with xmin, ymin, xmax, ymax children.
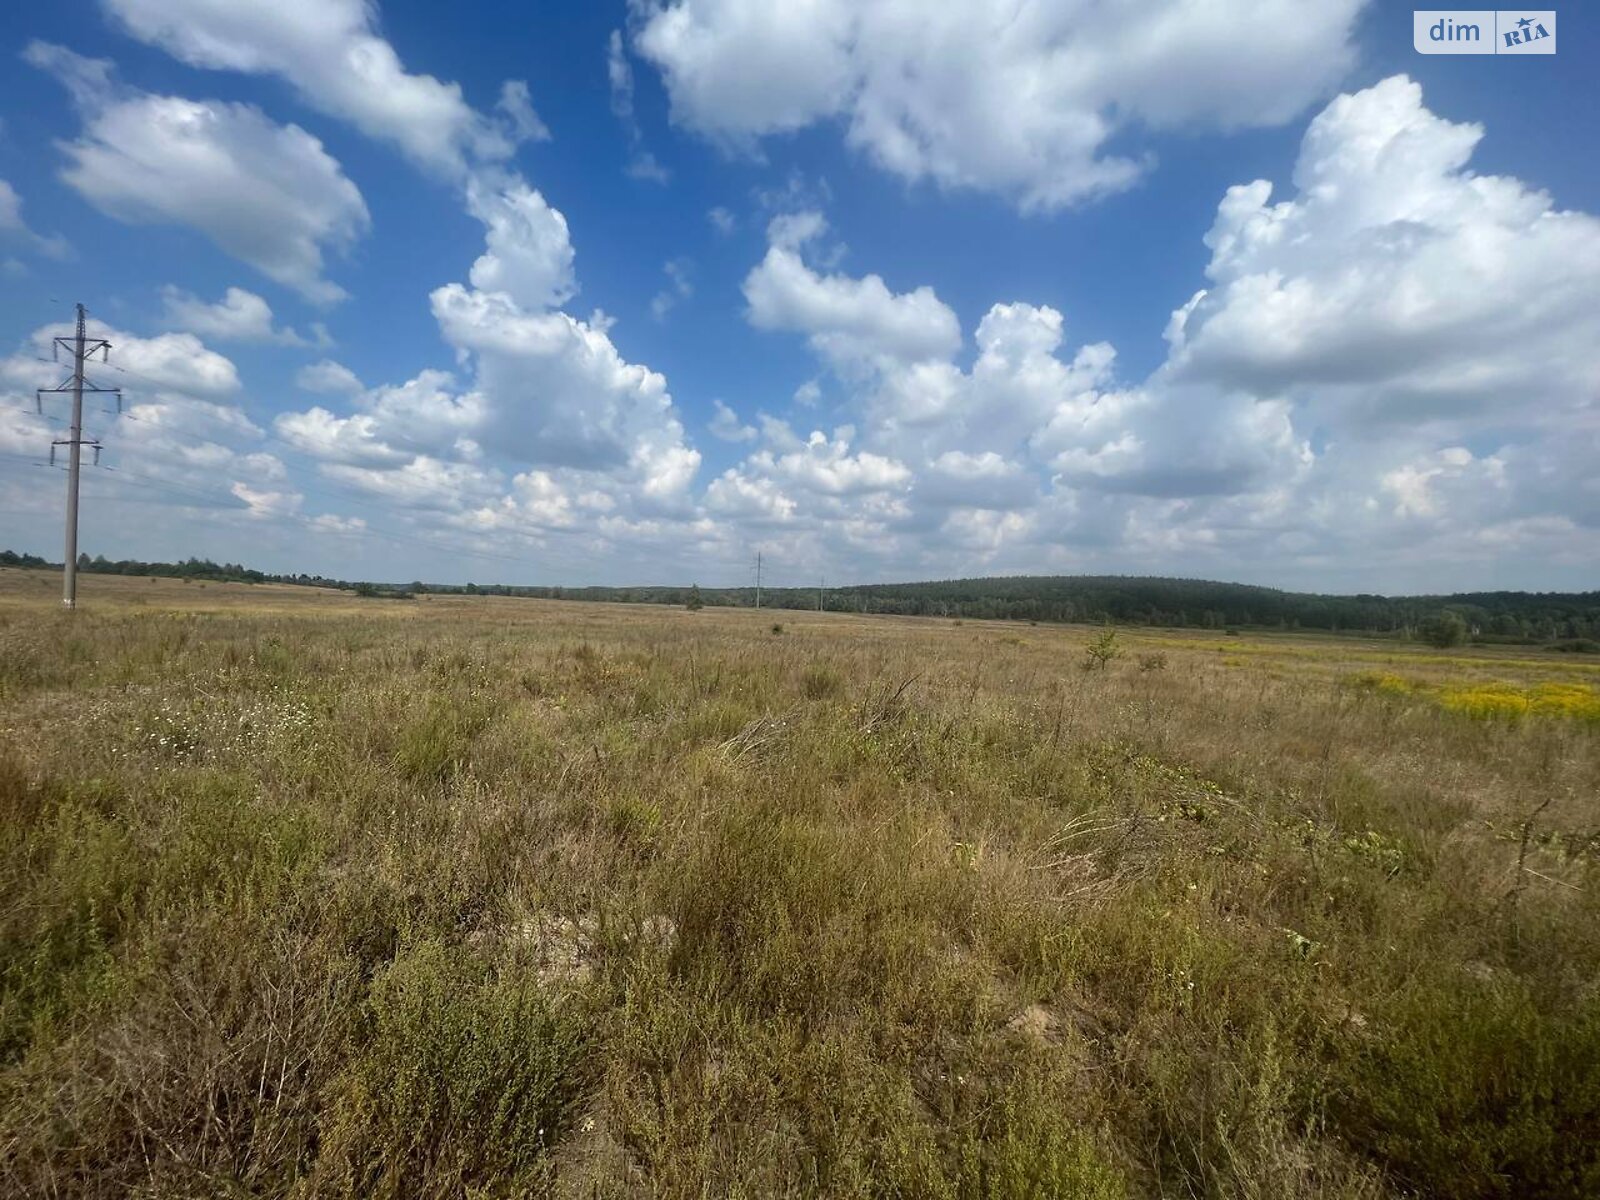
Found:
<box><xmin>1</xmin><ymin>567</ymin><xmax>1597</xmax><ymax>1198</ymax></box>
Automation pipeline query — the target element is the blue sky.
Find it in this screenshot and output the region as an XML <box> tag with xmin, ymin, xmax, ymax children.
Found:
<box><xmin>0</xmin><ymin>1</ymin><xmax>1595</xmax><ymax>592</ymax></box>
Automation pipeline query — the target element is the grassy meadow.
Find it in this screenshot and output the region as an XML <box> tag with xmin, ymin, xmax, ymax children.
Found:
<box><xmin>1</xmin><ymin>567</ymin><xmax>1597</xmax><ymax>1198</ymax></box>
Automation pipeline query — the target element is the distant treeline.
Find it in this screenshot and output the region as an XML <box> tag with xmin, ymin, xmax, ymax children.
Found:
<box><xmin>0</xmin><ymin>550</ymin><xmax>339</xmax><ymax>588</ymax></box>
<box><xmin>438</xmin><ymin>576</ymin><xmax>1600</xmax><ymax>643</ymax></box>
<box><xmin>4</xmin><ymin>551</ymin><xmax>1596</xmax><ymax>644</ymax></box>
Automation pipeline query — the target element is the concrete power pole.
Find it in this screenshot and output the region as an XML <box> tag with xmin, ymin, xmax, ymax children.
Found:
<box><xmin>754</xmin><ymin>551</ymin><xmax>762</xmax><ymax>611</ymax></box>
<box><xmin>37</xmin><ymin>304</ymin><xmax>119</xmax><ymax>609</ymax></box>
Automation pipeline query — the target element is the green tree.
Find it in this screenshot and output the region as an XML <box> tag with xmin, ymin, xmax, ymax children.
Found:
<box><xmin>1084</xmin><ymin>628</ymin><xmax>1122</xmax><ymax>670</ymax></box>
<box><xmin>1417</xmin><ymin>611</ymin><xmax>1468</xmax><ymax>649</ymax></box>
<box><xmin>686</xmin><ymin>584</ymin><xmax>704</xmax><ymax>612</ymax></box>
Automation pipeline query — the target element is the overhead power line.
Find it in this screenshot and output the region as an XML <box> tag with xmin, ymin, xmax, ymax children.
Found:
<box><xmin>35</xmin><ymin>303</ymin><xmax>120</xmax><ymax>609</ymax></box>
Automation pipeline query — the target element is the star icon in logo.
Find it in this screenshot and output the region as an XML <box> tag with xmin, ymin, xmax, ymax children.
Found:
<box><xmin>1517</xmin><ymin>16</ymin><xmax>1534</xmax><ymax>30</ymax></box>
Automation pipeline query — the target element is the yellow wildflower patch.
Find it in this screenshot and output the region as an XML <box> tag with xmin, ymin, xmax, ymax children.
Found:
<box><xmin>1437</xmin><ymin>682</ymin><xmax>1600</xmax><ymax>723</ymax></box>
<box><xmin>1351</xmin><ymin>670</ymin><xmax>1414</xmax><ymax>696</ymax></box>
<box><xmin>1349</xmin><ymin>672</ymin><xmax>1600</xmax><ymax>723</ymax></box>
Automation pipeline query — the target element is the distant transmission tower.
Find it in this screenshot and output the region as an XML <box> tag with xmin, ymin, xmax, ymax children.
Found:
<box><xmin>37</xmin><ymin>303</ymin><xmax>120</xmax><ymax>609</ymax></box>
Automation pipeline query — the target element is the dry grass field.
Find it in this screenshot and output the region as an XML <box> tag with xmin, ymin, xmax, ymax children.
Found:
<box><xmin>1</xmin><ymin>567</ymin><xmax>1597</xmax><ymax>1198</ymax></box>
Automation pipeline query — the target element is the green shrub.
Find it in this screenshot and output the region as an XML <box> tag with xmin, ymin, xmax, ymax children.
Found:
<box><xmin>1417</xmin><ymin>612</ymin><xmax>1469</xmax><ymax>649</ymax></box>
<box><xmin>951</xmin><ymin>1073</ymin><xmax>1128</xmax><ymax>1199</ymax></box>
<box><xmin>1548</xmin><ymin>638</ymin><xmax>1600</xmax><ymax>654</ymax></box>
<box><xmin>315</xmin><ymin>940</ymin><xmax>591</xmax><ymax>1198</ymax></box>
<box><xmin>1329</xmin><ymin>976</ymin><xmax>1600</xmax><ymax>1198</ymax></box>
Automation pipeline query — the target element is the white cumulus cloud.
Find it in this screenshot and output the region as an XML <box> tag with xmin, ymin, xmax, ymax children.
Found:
<box><xmin>744</xmin><ymin>211</ymin><xmax>960</xmax><ymax>375</ymax></box>
<box><xmin>465</xmin><ymin>175</ymin><xmax>578</xmax><ymax>311</ymax></box>
<box><xmin>0</xmin><ymin>178</ymin><xmax>70</xmax><ymax>258</ymax></box>
<box><xmin>29</xmin><ymin>42</ymin><xmax>368</xmax><ymax>304</ymax></box>
<box><xmin>717</xmin><ymin>74</ymin><xmax>1600</xmax><ymax>585</ymax></box>
<box><xmin>162</xmin><ymin>286</ymin><xmax>325</xmax><ymax>346</ymax></box>
<box><xmin>101</xmin><ymin>0</ymin><xmax>544</xmax><ymax>177</ymax></box>
<box><xmin>633</xmin><ymin>0</ymin><xmax>1367</xmax><ymax>210</ymax></box>
<box><xmin>294</xmin><ymin>359</ymin><xmax>365</xmax><ymax>395</ymax></box>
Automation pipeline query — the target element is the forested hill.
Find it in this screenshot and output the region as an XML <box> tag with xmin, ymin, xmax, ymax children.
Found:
<box><xmin>512</xmin><ymin>576</ymin><xmax>1597</xmax><ymax>641</ymax></box>
<box><xmin>787</xmin><ymin>575</ymin><xmax>1600</xmax><ymax>640</ymax></box>
<box><xmin>4</xmin><ymin>552</ymin><xmax>1597</xmax><ymax>642</ymax></box>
